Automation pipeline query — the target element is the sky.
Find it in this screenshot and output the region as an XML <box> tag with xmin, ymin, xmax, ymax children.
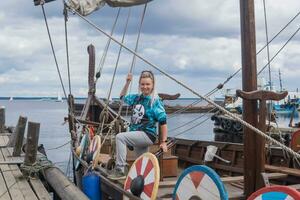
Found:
<box><xmin>0</xmin><ymin>0</ymin><xmax>299</xmax><ymax>98</ymax></box>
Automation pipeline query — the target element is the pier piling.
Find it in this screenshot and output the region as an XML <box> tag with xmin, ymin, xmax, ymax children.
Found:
<box><xmin>24</xmin><ymin>121</ymin><xmax>40</xmax><ymax>165</ymax></box>
<box><xmin>12</xmin><ymin>116</ymin><xmax>28</xmax><ymax>156</ymax></box>
<box><xmin>0</xmin><ymin>106</ymin><xmax>5</xmax><ymax>132</ymax></box>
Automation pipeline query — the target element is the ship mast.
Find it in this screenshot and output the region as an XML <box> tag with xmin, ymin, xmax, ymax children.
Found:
<box><xmin>239</xmin><ymin>0</ymin><xmax>263</xmax><ymax>197</ymax></box>
<box><xmin>279</xmin><ymin>69</ymin><xmax>283</xmax><ymax>91</ymax></box>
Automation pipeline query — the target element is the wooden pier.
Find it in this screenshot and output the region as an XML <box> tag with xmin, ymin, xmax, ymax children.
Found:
<box><xmin>0</xmin><ymin>134</ymin><xmax>51</xmax><ymax>200</ymax></box>
<box><xmin>0</xmin><ymin>107</ymin><xmax>88</xmax><ymax>200</ymax></box>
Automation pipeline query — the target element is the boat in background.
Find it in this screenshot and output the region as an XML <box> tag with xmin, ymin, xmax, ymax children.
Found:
<box><xmin>55</xmin><ymin>93</ymin><xmax>63</xmax><ymax>102</ymax></box>
<box><xmin>273</xmin><ymin>91</ymin><xmax>300</xmax><ymax>114</ymax></box>
<box><xmin>9</xmin><ymin>96</ymin><xmax>13</xmax><ymax>102</ymax></box>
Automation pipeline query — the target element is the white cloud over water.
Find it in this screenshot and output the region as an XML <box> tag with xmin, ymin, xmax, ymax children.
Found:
<box><xmin>0</xmin><ymin>0</ymin><xmax>300</xmax><ymax>98</ymax></box>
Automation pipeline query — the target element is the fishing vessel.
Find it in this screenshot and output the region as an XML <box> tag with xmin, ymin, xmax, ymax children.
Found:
<box><xmin>33</xmin><ymin>0</ymin><xmax>300</xmax><ymax>199</ymax></box>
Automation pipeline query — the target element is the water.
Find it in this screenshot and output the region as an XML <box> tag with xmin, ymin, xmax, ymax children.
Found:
<box><xmin>0</xmin><ymin>99</ymin><xmax>297</xmax><ymax>172</ymax></box>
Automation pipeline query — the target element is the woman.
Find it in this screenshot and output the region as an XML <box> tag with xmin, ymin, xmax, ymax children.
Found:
<box><xmin>108</xmin><ymin>71</ymin><xmax>168</xmax><ymax>180</ymax></box>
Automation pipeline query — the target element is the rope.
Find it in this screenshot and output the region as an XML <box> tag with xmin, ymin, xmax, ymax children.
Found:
<box><xmin>167</xmin><ymin>87</ymin><xmax>219</xmax><ymax>119</ymax></box>
<box><xmin>262</xmin><ymin>0</ymin><xmax>273</xmax><ymax>129</ymax></box>
<box><xmin>41</xmin><ymin>4</ymin><xmax>68</xmax><ymax>101</ymax></box>
<box><xmin>46</xmin><ymin>140</ymin><xmax>71</xmax><ymax>150</ymax></box>
<box><xmin>99</xmin><ymin>8</ymin><xmax>132</xmax><ymax>134</ymax></box>
<box><xmin>258</xmin><ymin>26</ymin><xmax>300</xmax><ymax>75</ymax></box>
<box><xmin>63</xmin><ymin>5</ymin><xmax>72</xmax><ymax>95</ymax></box>
<box><xmin>95</xmin><ymin>8</ymin><xmax>121</xmax><ymax>82</ymax></box>
<box><xmin>129</xmin><ymin>3</ymin><xmax>147</xmax><ymax>73</ymax></box>
<box><xmin>106</xmin><ymin>8</ymin><xmax>131</xmax><ymax>105</ymax></box>
<box><xmin>66</xmin><ymin>7</ymin><xmax>300</xmax><ymax>160</ymax></box>
<box><xmin>20</xmin><ymin>155</ymin><xmax>53</xmax><ymax>179</ymax></box>
<box><xmin>262</xmin><ymin>0</ymin><xmax>272</xmax><ymax>89</ymax></box>
<box><xmin>124</xmin><ymin>3</ymin><xmax>148</xmax><ymax>117</ymax></box>
<box><xmin>169</xmin><ymin>107</ymin><xmax>216</xmax><ymax>133</ymax></box>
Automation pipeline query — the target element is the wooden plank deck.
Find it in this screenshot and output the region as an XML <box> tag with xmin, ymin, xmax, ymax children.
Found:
<box><xmin>0</xmin><ymin>134</ymin><xmax>51</xmax><ymax>200</ymax></box>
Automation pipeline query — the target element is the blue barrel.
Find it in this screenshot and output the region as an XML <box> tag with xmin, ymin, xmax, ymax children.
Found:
<box><xmin>82</xmin><ymin>171</ymin><xmax>101</xmax><ymax>200</ymax></box>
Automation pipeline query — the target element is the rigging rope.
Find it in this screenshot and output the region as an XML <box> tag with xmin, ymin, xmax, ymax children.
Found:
<box><xmin>63</xmin><ymin>5</ymin><xmax>72</xmax><ymax>95</ymax></box>
<box><xmin>258</xmin><ymin>26</ymin><xmax>300</xmax><ymax>75</ymax></box>
<box><xmin>95</xmin><ymin>8</ymin><xmax>121</xmax><ymax>82</ymax></box>
<box><xmin>41</xmin><ymin>4</ymin><xmax>68</xmax><ymax>101</ymax></box>
<box><xmin>125</xmin><ymin>3</ymin><xmax>148</xmax><ymax>117</ymax></box>
<box><xmin>65</xmin><ymin>6</ymin><xmax>300</xmax><ymax>160</ymax></box>
<box><xmin>99</xmin><ymin>8</ymin><xmax>132</xmax><ymax>134</ymax></box>
<box><xmin>262</xmin><ymin>0</ymin><xmax>272</xmax><ymax>89</ymax></box>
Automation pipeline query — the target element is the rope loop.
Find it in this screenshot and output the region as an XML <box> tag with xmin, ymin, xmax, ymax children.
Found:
<box><xmin>20</xmin><ymin>155</ymin><xmax>53</xmax><ymax>179</ymax></box>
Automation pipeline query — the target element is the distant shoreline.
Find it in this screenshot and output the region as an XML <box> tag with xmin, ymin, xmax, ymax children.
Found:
<box><xmin>0</xmin><ymin>97</ymin><xmax>200</xmax><ymax>100</ymax></box>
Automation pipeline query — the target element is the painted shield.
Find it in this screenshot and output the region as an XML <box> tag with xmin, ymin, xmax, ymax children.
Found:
<box><xmin>123</xmin><ymin>152</ymin><xmax>160</xmax><ymax>200</ymax></box>
<box><xmin>75</xmin><ymin>133</ymin><xmax>89</xmax><ymax>170</ymax></box>
<box><xmin>88</xmin><ymin>135</ymin><xmax>101</xmax><ymax>168</ymax></box>
<box><xmin>173</xmin><ymin>165</ymin><xmax>228</xmax><ymax>200</ymax></box>
<box><xmin>247</xmin><ymin>186</ymin><xmax>300</xmax><ymax>200</ymax></box>
<box><xmin>291</xmin><ymin>130</ymin><xmax>300</xmax><ymax>152</ymax></box>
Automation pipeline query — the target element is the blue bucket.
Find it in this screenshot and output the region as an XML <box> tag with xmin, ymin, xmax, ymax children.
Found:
<box><xmin>82</xmin><ymin>171</ymin><xmax>101</xmax><ymax>200</ymax></box>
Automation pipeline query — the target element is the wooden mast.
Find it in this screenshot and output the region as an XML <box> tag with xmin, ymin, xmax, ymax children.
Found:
<box><xmin>239</xmin><ymin>0</ymin><xmax>260</xmax><ymax>197</ymax></box>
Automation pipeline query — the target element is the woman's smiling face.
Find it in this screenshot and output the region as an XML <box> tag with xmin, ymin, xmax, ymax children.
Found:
<box><xmin>139</xmin><ymin>77</ymin><xmax>153</xmax><ymax>96</ymax></box>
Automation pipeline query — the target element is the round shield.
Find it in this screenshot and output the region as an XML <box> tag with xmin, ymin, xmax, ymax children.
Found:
<box><xmin>88</xmin><ymin>135</ymin><xmax>101</xmax><ymax>167</ymax></box>
<box><xmin>247</xmin><ymin>186</ymin><xmax>300</xmax><ymax>200</ymax></box>
<box><xmin>291</xmin><ymin>130</ymin><xmax>300</xmax><ymax>152</ymax></box>
<box><xmin>75</xmin><ymin>133</ymin><xmax>89</xmax><ymax>170</ymax></box>
<box><xmin>173</xmin><ymin>165</ymin><xmax>228</xmax><ymax>200</ymax></box>
<box><xmin>123</xmin><ymin>152</ymin><xmax>160</xmax><ymax>200</ymax></box>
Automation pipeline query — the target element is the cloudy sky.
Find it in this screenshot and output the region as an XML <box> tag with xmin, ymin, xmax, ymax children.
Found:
<box><xmin>0</xmin><ymin>0</ymin><xmax>299</xmax><ymax>98</ymax></box>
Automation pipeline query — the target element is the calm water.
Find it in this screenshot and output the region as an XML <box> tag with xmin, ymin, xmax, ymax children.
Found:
<box><xmin>0</xmin><ymin>99</ymin><xmax>297</xmax><ymax>172</ymax></box>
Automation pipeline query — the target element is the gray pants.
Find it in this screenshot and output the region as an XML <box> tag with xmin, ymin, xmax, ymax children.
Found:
<box><xmin>116</xmin><ymin>131</ymin><xmax>153</xmax><ymax>172</ymax></box>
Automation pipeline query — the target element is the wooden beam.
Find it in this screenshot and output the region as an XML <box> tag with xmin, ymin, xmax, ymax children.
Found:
<box><xmin>43</xmin><ymin>167</ymin><xmax>89</xmax><ymax>200</ymax></box>
<box><xmin>239</xmin><ymin>0</ymin><xmax>259</xmax><ymax>196</ymax></box>
<box><xmin>265</xmin><ymin>164</ymin><xmax>300</xmax><ymax>177</ymax></box>
<box><xmin>12</xmin><ymin>116</ymin><xmax>27</xmax><ymax>156</ymax></box>
<box><xmin>0</xmin><ymin>107</ymin><xmax>5</xmax><ymax>133</ymax></box>
<box><xmin>24</xmin><ymin>122</ymin><xmax>40</xmax><ymax>166</ymax></box>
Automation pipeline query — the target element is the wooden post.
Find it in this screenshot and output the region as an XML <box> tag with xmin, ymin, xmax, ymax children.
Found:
<box><xmin>12</xmin><ymin>116</ymin><xmax>28</xmax><ymax>156</ymax></box>
<box><xmin>236</xmin><ymin>90</ymin><xmax>287</xmax><ymax>192</ymax></box>
<box><xmin>24</xmin><ymin>122</ymin><xmax>40</xmax><ymax>165</ymax></box>
<box><xmin>0</xmin><ymin>106</ymin><xmax>5</xmax><ymax>133</ymax></box>
<box><xmin>159</xmin><ymin>128</ymin><xmax>164</xmax><ymax>181</ymax></box>
<box><xmin>239</xmin><ymin>0</ymin><xmax>258</xmax><ymax>197</ymax></box>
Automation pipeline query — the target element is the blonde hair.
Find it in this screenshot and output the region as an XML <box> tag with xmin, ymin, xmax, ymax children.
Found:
<box><xmin>138</xmin><ymin>70</ymin><xmax>157</xmax><ymax>106</ymax></box>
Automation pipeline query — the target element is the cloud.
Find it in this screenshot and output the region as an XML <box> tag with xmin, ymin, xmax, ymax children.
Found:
<box><xmin>0</xmin><ymin>0</ymin><xmax>300</xmax><ymax>97</ymax></box>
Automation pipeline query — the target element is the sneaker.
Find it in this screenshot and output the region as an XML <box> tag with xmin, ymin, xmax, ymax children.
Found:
<box><xmin>107</xmin><ymin>168</ymin><xmax>126</xmax><ymax>180</ymax></box>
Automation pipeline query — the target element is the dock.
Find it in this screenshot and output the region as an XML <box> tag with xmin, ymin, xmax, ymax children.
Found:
<box><xmin>0</xmin><ymin>134</ymin><xmax>51</xmax><ymax>200</ymax></box>
<box><xmin>0</xmin><ymin>107</ymin><xmax>88</xmax><ymax>200</ymax></box>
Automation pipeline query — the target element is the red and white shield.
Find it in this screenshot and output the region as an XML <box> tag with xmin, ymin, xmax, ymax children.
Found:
<box><xmin>124</xmin><ymin>152</ymin><xmax>160</xmax><ymax>200</ymax></box>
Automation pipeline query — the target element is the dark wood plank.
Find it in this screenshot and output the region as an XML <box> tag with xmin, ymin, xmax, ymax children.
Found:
<box><xmin>2</xmin><ymin>147</ymin><xmax>38</xmax><ymax>200</ymax></box>
<box><xmin>29</xmin><ymin>179</ymin><xmax>51</xmax><ymax>200</ymax></box>
<box><xmin>0</xmin><ymin>149</ymin><xmax>25</xmax><ymax>200</ymax></box>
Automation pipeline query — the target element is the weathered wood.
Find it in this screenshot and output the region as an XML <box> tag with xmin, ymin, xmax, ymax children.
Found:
<box><xmin>236</xmin><ymin>90</ymin><xmax>288</xmax><ymax>101</ymax></box>
<box><xmin>24</xmin><ymin>122</ymin><xmax>40</xmax><ymax>166</ymax></box>
<box><xmin>0</xmin><ymin>148</ymin><xmax>25</xmax><ymax>200</ymax></box>
<box><xmin>239</xmin><ymin>0</ymin><xmax>259</xmax><ymax>196</ymax></box>
<box><xmin>12</xmin><ymin>116</ymin><xmax>27</xmax><ymax>156</ymax></box>
<box><xmin>265</xmin><ymin>164</ymin><xmax>300</xmax><ymax>177</ymax></box>
<box><xmin>2</xmin><ymin>148</ymin><xmax>38</xmax><ymax>200</ymax></box>
<box><xmin>158</xmin><ymin>93</ymin><xmax>180</xmax><ymax>101</ymax></box>
<box><xmin>87</xmin><ymin>44</ymin><xmax>95</xmax><ymax>94</ymax></box>
<box><xmin>0</xmin><ymin>107</ymin><xmax>5</xmax><ymax>133</ymax></box>
<box><xmin>29</xmin><ymin>179</ymin><xmax>51</xmax><ymax>200</ymax></box>
<box><xmin>42</xmin><ymin>167</ymin><xmax>89</xmax><ymax>200</ymax></box>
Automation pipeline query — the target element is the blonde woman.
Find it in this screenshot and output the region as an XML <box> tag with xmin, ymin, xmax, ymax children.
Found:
<box><xmin>108</xmin><ymin>71</ymin><xmax>168</xmax><ymax>180</ymax></box>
